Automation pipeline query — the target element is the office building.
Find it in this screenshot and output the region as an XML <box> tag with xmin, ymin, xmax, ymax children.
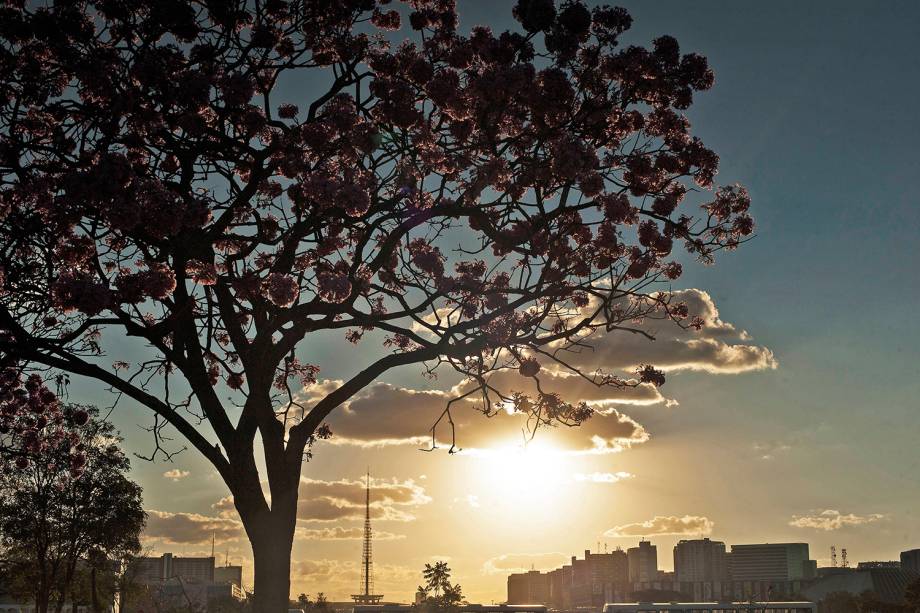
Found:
<box><xmin>902</xmin><ymin>549</ymin><xmax>920</xmax><ymax>574</ymax></box>
<box><xmin>507</xmin><ymin>570</ymin><xmax>549</xmax><ymax>605</ymax></box>
<box><xmin>729</xmin><ymin>543</ymin><xmax>815</xmax><ymax>582</ymax></box>
<box><xmin>627</xmin><ymin>541</ymin><xmax>658</xmax><ymax>584</ymax></box>
<box><xmin>674</xmin><ymin>538</ymin><xmax>728</xmax><ymax>583</ymax></box>
<box><xmin>214</xmin><ymin>564</ymin><xmax>243</xmax><ymax>587</ymax></box>
<box><xmin>132</xmin><ymin>553</ymin><xmax>216</xmax><ymax>583</ymax></box>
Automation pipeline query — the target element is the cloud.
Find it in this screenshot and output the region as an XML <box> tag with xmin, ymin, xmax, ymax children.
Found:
<box><xmin>482</xmin><ymin>552</ymin><xmax>570</xmax><ymax>575</ymax></box>
<box><xmin>573</xmin><ymin>471</ymin><xmax>634</xmax><ymax>483</ymax></box>
<box><xmin>312</xmin><ymin>380</ymin><xmax>650</xmax><ymax>456</ymax></box>
<box><xmin>555</xmin><ymin>289</ymin><xmax>777</xmax><ymax>375</ymax></box>
<box><xmin>752</xmin><ymin>441</ymin><xmax>792</xmax><ymax>461</ymax></box>
<box><xmin>604</xmin><ymin>515</ymin><xmax>714</xmax><ymax>537</ymax></box>
<box><xmin>144</xmin><ymin>510</ymin><xmax>243</xmax><ymax>545</ymax></box>
<box><xmin>295</xmin><ymin>526</ymin><xmax>405</xmax><ymax>541</ymax></box>
<box><xmin>292</xmin><ymin>559</ymin><xmax>418</xmax><ymax>599</ymax></box>
<box><xmin>789</xmin><ymin>510</ymin><xmax>885</xmax><ymax>531</ymax></box>
<box><xmin>212</xmin><ymin>475</ymin><xmax>431</xmax><ymax>524</ymax></box>
<box><xmin>293</xmin><ymin>290</ymin><xmax>769</xmax><ymax>455</ymax></box>
<box><xmin>162</xmin><ymin>469</ymin><xmax>190</xmax><ymax>481</ymax></box>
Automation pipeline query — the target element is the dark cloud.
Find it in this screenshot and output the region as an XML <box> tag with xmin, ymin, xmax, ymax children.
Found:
<box><xmin>144</xmin><ymin>510</ymin><xmax>243</xmax><ymax>545</ymax></box>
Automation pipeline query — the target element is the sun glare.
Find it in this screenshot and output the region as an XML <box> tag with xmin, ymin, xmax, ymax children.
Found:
<box><xmin>468</xmin><ymin>442</ymin><xmax>572</xmax><ymax>515</ymax></box>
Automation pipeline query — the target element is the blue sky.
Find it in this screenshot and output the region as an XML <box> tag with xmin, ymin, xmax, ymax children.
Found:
<box><xmin>78</xmin><ymin>1</ymin><xmax>920</xmax><ymax>601</ymax></box>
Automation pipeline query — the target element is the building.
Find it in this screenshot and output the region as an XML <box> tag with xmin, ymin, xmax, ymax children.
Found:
<box><xmin>674</xmin><ymin>539</ymin><xmax>728</xmax><ymax>583</ymax></box>
<box><xmin>214</xmin><ymin>564</ymin><xmax>243</xmax><ymax>587</ymax></box>
<box><xmin>857</xmin><ymin>561</ymin><xmax>900</xmax><ymax>569</ymax></box>
<box><xmin>507</xmin><ymin>570</ymin><xmax>549</xmax><ymax>605</ymax></box>
<box><xmin>507</xmin><ymin>549</ymin><xmax>630</xmax><ymax>608</ymax></box>
<box><xmin>627</xmin><ymin>541</ymin><xmax>658</xmax><ymax>584</ymax></box>
<box><xmin>728</xmin><ymin>543</ymin><xmax>815</xmax><ymax>582</ymax></box>
<box><xmin>902</xmin><ymin>549</ymin><xmax>920</xmax><ymax>574</ymax></box>
<box><xmin>803</xmin><ymin>566</ymin><xmax>920</xmax><ymax>607</ymax></box>
<box><xmin>131</xmin><ymin>553</ymin><xmax>216</xmax><ymax>583</ymax></box>
<box><xmin>124</xmin><ymin>554</ymin><xmax>245</xmax><ymax>613</ymax></box>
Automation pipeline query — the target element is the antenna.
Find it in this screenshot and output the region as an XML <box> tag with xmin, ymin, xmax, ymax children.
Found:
<box><xmin>211</xmin><ymin>532</ymin><xmax>215</xmax><ymax>558</ymax></box>
<box><xmin>831</xmin><ymin>546</ymin><xmax>837</xmax><ymax>568</ymax></box>
<box><xmin>841</xmin><ymin>548</ymin><xmax>849</xmax><ymax>568</ymax></box>
<box><xmin>352</xmin><ymin>469</ymin><xmax>383</xmax><ymax>604</ymax></box>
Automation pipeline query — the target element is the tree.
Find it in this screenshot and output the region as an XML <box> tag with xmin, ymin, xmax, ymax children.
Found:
<box><xmin>0</xmin><ymin>369</ymin><xmax>86</xmax><ymax>470</ymax></box>
<box><xmin>0</xmin><ymin>407</ymin><xmax>145</xmax><ymax>613</ymax></box>
<box><xmin>296</xmin><ymin>593</ymin><xmax>313</xmax><ymax>610</ymax></box>
<box><xmin>417</xmin><ymin>562</ymin><xmax>463</xmax><ymax>613</ymax></box>
<box><xmin>0</xmin><ymin>1</ymin><xmax>753</xmax><ymax>610</ymax></box>
<box><xmin>423</xmin><ymin>561</ymin><xmax>452</xmax><ymax>598</ymax></box>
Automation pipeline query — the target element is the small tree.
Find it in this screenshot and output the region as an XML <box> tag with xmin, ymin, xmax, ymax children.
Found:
<box><xmin>0</xmin><ymin>407</ymin><xmax>145</xmax><ymax>613</ymax></box>
<box><xmin>0</xmin><ymin>1</ymin><xmax>754</xmax><ymax>609</ymax></box>
<box><xmin>296</xmin><ymin>593</ymin><xmax>313</xmax><ymax>610</ymax></box>
<box><xmin>418</xmin><ymin>562</ymin><xmax>463</xmax><ymax>613</ymax></box>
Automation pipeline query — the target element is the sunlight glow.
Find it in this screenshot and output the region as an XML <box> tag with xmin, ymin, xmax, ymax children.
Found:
<box><xmin>466</xmin><ymin>442</ymin><xmax>574</xmax><ymax>517</ymax></box>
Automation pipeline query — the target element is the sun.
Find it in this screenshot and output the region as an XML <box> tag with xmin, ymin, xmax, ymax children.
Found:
<box><xmin>467</xmin><ymin>441</ymin><xmax>573</xmax><ymax>513</ymax></box>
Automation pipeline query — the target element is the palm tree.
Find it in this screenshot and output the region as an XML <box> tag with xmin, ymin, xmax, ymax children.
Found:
<box><xmin>423</xmin><ymin>562</ymin><xmax>451</xmax><ymax>598</ymax></box>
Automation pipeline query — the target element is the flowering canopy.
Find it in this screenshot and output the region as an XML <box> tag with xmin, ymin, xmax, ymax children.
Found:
<box><xmin>0</xmin><ymin>369</ymin><xmax>87</xmax><ymax>477</ymax></box>
<box><xmin>0</xmin><ymin>0</ymin><xmax>750</xmax><ymax>539</ymax></box>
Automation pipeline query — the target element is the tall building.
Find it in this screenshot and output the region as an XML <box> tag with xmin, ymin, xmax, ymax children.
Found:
<box><xmin>627</xmin><ymin>541</ymin><xmax>658</xmax><ymax>583</ymax></box>
<box><xmin>902</xmin><ymin>549</ymin><xmax>920</xmax><ymax>574</ymax></box>
<box><xmin>674</xmin><ymin>538</ymin><xmax>728</xmax><ymax>583</ymax></box>
<box><xmin>729</xmin><ymin>543</ymin><xmax>815</xmax><ymax>582</ymax></box>
<box><xmin>508</xmin><ymin>549</ymin><xmax>630</xmax><ymax>608</ymax></box>
<box><xmin>507</xmin><ymin>570</ymin><xmax>549</xmax><ymax>604</ymax></box>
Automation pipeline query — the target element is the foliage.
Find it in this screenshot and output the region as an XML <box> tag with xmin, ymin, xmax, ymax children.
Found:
<box><xmin>0</xmin><ymin>0</ymin><xmax>752</xmax><ymax>608</ymax></box>
<box><xmin>417</xmin><ymin>561</ymin><xmax>464</xmax><ymax>612</ymax></box>
<box><xmin>0</xmin><ymin>407</ymin><xmax>145</xmax><ymax>613</ymax></box>
<box><xmin>0</xmin><ymin>369</ymin><xmax>86</xmax><ymax>472</ymax></box>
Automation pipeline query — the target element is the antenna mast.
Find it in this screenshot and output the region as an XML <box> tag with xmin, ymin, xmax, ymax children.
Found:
<box><xmin>352</xmin><ymin>469</ymin><xmax>383</xmax><ymax>604</ymax></box>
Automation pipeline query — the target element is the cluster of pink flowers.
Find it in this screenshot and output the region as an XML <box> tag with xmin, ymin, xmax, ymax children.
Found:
<box><xmin>262</xmin><ymin>273</ymin><xmax>299</xmax><ymax>308</ymax></box>
<box><xmin>0</xmin><ymin>370</ymin><xmax>86</xmax><ymax>476</ymax></box>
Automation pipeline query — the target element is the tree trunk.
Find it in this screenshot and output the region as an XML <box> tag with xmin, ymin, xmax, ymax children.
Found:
<box><xmin>247</xmin><ymin>509</ymin><xmax>297</xmax><ymax>613</ymax></box>
<box><xmin>234</xmin><ymin>462</ymin><xmax>298</xmax><ymax>613</ymax></box>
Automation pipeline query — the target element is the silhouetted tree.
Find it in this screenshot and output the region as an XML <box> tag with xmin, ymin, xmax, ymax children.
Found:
<box><xmin>0</xmin><ymin>1</ymin><xmax>753</xmax><ymax>609</ymax></box>
<box><xmin>0</xmin><ymin>407</ymin><xmax>145</xmax><ymax>613</ymax></box>
<box><xmin>418</xmin><ymin>562</ymin><xmax>463</xmax><ymax>613</ymax></box>
<box><xmin>296</xmin><ymin>593</ymin><xmax>313</xmax><ymax>610</ymax></box>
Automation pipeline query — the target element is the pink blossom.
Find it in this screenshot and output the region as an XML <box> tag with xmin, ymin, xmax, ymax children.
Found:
<box><xmin>263</xmin><ymin>273</ymin><xmax>299</xmax><ymax>307</ymax></box>
<box><xmin>51</xmin><ymin>271</ymin><xmax>110</xmax><ymax>315</ymax></box>
<box><xmin>185</xmin><ymin>260</ymin><xmax>218</xmax><ymax>285</ymax></box>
